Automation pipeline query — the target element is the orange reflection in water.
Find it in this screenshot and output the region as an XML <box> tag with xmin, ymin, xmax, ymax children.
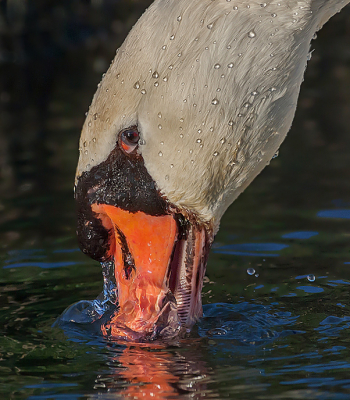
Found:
<box><xmin>103</xmin><ymin>339</ymin><xmax>210</xmax><ymax>399</ymax></box>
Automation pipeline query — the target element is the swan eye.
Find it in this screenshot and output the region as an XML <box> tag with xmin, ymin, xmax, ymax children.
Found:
<box><xmin>119</xmin><ymin>127</ymin><xmax>139</xmax><ymax>154</ymax></box>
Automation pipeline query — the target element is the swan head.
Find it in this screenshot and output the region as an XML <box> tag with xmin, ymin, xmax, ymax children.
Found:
<box><xmin>72</xmin><ymin>0</ymin><xmax>349</xmax><ymax>339</ymax></box>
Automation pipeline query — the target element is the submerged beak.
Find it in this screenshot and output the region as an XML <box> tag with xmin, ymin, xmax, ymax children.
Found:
<box><xmin>91</xmin><ymin>203</ymin><xmax>211</xmax><ymax>340</ymax></box>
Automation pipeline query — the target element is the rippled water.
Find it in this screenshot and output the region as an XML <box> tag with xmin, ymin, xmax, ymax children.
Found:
<box><xmin>1</xmin><ymin>2</ymin><xmax>350</xmax><ymax>399</ymax></box>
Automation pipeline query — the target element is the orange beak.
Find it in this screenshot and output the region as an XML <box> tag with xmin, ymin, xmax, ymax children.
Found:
<box><xmin>90</xmin><ymin>203</ymin><xmax>210</xmax><ymax>340</ymax></box>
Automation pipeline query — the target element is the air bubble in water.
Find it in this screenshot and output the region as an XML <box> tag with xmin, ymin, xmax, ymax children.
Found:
<box><xmin>247</xmin><ymin>267</ymin><xmax>255</xmax><ymax>275</ymax></box>
<box><xmin>307</xmin><ymin>274</ymin><xmax>316</xmax><ymax>282</ymax></box>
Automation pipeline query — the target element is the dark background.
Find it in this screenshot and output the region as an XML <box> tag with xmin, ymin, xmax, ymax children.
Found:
<box><xmin>0</xmin><ymin>0</ymin><xmax>154</xmax><ymax>249</ymax></box>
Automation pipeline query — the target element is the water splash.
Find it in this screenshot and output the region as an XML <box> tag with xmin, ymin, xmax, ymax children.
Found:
<box><xmin>54</xmin><ymin>261</ymin><xmax>118</xmax><ymax>326</ymax></box>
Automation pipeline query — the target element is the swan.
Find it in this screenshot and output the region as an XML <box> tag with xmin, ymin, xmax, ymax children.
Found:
<box><xmin>62</xmin><ymin>0</ymin><xmax>350</xmax><ymax>340</ymax></box>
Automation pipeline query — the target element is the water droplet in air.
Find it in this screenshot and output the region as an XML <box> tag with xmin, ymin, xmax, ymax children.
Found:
<box><xmin>228</xmin><ymin>63</ymin><xmax>234</xmax><ymax>68</ymax></box>
<box><xmin>213</xmin><ymin>151</ymin><xmax>219</xmax><ymax>157</ymax></box>
<box><xmin>211</xmin><ymin>98</ymin><xmax>219</xmax><ymax>105</ymax></box>
<box><xmin>178</xmin><ymin>52</ymin><xmax>182</xmax><ymax>57</ymax></box>
<box><xmin>271</xmin><ymin>13</ymin><xmax>277</xmax><ymax>17</ymax></box>
<box><xmin>220</xmin><ymin>138</ymin><xmax>226</xmax><ymax>144</ymax></box>
<box><xmin>154</xmin><ymin>82</ymin><xmax>159</xmax><ymax>87</ymax></box>
<box><xmin>177</xmin><ymin>15</ymin><xmax>182</xmax><ymax>21</ymax></box>
<box><xmin>170</xmin><ymin>164</ymin><xmax>174</xmax><ymax>168</ymax></box>
<box><xmin>214</xmin><ymin>63</ymin><xmax>221</xmax><ymax>69</ymax></box>
<box><xmin>162</xmin><ymin>45</ymin><xmax>167</xmax><ymax>50</ymax></box>
<box><xmin>307</xmin><ymin>274</ymin><xmax>316</xmax><ymax>282</ymax></box>
<box><xmin>158</xmin><ymin>151</ymin><xmax>163</xmax><ymax>157</ymax></box>
<box><xmin>158</xmin><ymin>124</ymin><xmax>162</xmax><ymax>130</ymax></box>
<box><xmin>169</xmin><ymin>64</ymin><xmax>174</xmax><ymax>70</ymax></box>
<box><xmin>196</xmin><ymin>139</ymin><xmax>202</xmax><ymax>144</ymax></box>
<box><xmin>133</xmin><ymin>81</ymin><xmax>140</xmax><ymax>89</ymax></box>
<box><xmin>92</xmin><ymin>138</ymin><xmax>96</xmax><ymax>143</ymax></box>
<box><xmin>152</xmin><ymin>71</ymin><xmax>159</xmax><ymax>79</ymax></box>
<box><xmin>88</xmin><ymin>121</ymin><xmax>92</xmax><ymax>127</ymax></box>
<box><xmin>141</xmin><ymin>89</ymin><xmax>147</xmax><ymax>94</ymax></box>
<box><xmin>158</xmin><ymin>112</ymin><xmax>162</xmax><ymax>118</ymax></box>
<box><xmin>207</xmin><ymin>23</ymin><xmax>214</xmax><ymax>29</ymax></box>
<box><xmin>84</xmin><ymin>150</ymin><xmax>88</xmax><ymax>155</ymax></box>
<box><xmin>93</xmin><ymin>113</ymin><xmax>98</xmax><ymax>120</ymax></box>
<box><xmin>163</xmin><ymin>76</ymin><xmax>168</xmax><ymax>82</ymax></box>
<box><xmin>247</xmin><ymin>267</ymin><xmax>255</xmax><ymax>275</ymax></box>
<box><xmin>228</xmin><ymin>120</ymin><xmax>234</xmax><ymax>126</ymax></box>
<box><xmin>233</xmin><ymin>6</ymin><xmax>238</xmax><ymax>10</ymax></box>
<box><xmin>170</xmin><ymin>34</ymin><xmax>175</xmax><ymax>40</ymax></box>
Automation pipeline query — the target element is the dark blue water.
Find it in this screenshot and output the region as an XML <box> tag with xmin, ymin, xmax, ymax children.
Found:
<box><xmin>1</xmin><ymin>2</ymin><xmax>350</xmax><ymax>399</ymax></box>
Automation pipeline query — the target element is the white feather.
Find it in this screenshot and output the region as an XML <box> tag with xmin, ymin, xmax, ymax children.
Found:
<box><xmin>76</xmin><ymin>0</ymin><xmax>350</xmax><ymax>230</ymax></box>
